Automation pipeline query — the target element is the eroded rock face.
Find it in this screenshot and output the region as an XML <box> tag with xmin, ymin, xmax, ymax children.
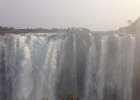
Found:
<box><xmin>0</xmin><ymin>31</ymin><xmax>137</xmax><ymax>100</ymax></box>
<box><xmin>119</xmin><ymin>17</ymin><xmax>140</xmax><ymax>34</ymax></box>
<box><xmin>133</xmin><ymin>32</ymin><xmax>140</xmax><ymax>100</ymax></box>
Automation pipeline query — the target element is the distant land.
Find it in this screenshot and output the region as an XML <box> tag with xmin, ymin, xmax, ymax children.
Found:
<box><xmin>0</xmin><ymin>17</ymin><xmax>140</xmax><ymax>34</ymax></box>
<box><xmin>0</xmin><ymin>26</ymin><xmax>69</xmax><ymax>34</ymax></box>
<box><xmin>119</xmin><ymin>17</ymin><xmax>140</xmax><ymax>34</ymax></box>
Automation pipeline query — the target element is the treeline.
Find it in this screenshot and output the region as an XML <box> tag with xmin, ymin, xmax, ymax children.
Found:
<box><xmin>119</xmin><ymin>17</ymin><xmax>140</xmax><ymax>34</ymax></box>
<box><xmin>0</xmin><ymin>26</ymin><xmax>68</xmax><ymax>34</ymax></box>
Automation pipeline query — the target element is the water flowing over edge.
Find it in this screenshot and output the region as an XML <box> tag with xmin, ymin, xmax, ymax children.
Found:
<box><xmin>0</xmin><ymin>32</ymin><xmax>136</xmax><ymax>100</ymax></box>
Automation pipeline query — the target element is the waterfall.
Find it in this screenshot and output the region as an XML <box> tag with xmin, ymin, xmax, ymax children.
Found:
<box><xmin>83</xmin><ymin>34</ymin><xmax>98</xmax><ymax>100</ymax></box>
<box><xmin>0</xmin><ymin>32</ymin><xmax>136</xmax><ymax>100</ymax></box>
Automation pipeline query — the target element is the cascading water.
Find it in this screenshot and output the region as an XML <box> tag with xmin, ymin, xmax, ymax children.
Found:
<box><xmin>0</xmin><ymin>31</ymin><xmax>136</xmax><ymax>100</ymax></box>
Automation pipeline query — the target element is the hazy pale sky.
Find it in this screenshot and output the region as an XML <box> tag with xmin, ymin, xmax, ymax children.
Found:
<box><xmin>0</xmin><ymin>0</ymin><xmax>140</xmax><ymax>31</ymax></box>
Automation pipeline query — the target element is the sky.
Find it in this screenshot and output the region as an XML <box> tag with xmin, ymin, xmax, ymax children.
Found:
<box><xmin>0</xmin><ymin>0</ymin><xmax>140</xmax><ymax>31</ymax></box>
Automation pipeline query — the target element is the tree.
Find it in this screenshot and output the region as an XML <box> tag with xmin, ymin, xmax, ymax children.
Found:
<box><xmin>127</xmin><ymin>20</ymin><xmax>133</xmax><ymax>25</ymax></box>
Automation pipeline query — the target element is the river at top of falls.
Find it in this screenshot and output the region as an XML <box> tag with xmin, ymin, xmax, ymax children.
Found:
<box><xmin>0</xmin><ymin>31</ymin><xmax>136</xmax><ymax>100</ymax></box>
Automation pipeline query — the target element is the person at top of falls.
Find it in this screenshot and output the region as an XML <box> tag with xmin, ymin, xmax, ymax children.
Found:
<box><xmin>66</xmin><ymin>27</ymin><xmax>71</xmax><ymax>34</ymax></box>
<box><xmin>66</xmin><ymin>29</ymin><xmax>68</xmax><ymax>32</ymax></box>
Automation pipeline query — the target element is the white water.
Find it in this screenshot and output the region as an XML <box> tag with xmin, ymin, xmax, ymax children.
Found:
<box><xmin>0</xmin><ymin>32</ymin><xmax>136</xmax><ymax>100</ymax></box>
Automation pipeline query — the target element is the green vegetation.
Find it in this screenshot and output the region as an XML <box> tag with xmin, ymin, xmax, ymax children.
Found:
<box><xmin>0</xmin><ymin>26</ymin><xmax>67</xmax><ymax>34</ymax></box>
<box><xmin>119</xmin><ymin>17</ymin><xmax>140</xmax><ymax>34</ymax></box>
